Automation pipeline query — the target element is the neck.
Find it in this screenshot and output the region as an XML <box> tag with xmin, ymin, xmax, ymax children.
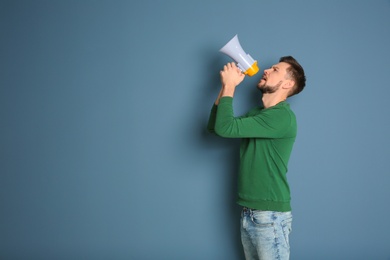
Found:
<box><xmin>261</xmin><ymin>93</ymin><xmax>287</xmax><ymax>108</ymax></box>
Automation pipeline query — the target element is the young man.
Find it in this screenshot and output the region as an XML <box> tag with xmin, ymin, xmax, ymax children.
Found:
<box><xmin>207</xmin><ymin>56</ymin><xmax>306</xmax><ymax>260</ymax></box>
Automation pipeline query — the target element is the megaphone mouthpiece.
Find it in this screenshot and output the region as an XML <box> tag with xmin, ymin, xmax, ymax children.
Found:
<box><xmin>219</xmin><ymin>35</ymin><xmax>259</xmax><ymax>76</ymax></box>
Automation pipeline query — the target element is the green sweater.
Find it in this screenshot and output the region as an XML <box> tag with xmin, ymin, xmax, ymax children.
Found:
<box><xmin>207</xmin><ymin>97</ymin><xmax>297</xmax><ymax>212</ymax></box>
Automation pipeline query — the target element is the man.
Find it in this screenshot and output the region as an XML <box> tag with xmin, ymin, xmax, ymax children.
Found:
<box><xmin>207</xmin><ymin>56</ymin><xmax>306</xmax><ymax>260</ymax></box>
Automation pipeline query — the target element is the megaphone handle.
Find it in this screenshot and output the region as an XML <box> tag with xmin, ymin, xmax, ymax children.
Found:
<box><xmin>237</xmin><ymin>63</ymin><xmax>245</xmax><ymax>72</ymax></box>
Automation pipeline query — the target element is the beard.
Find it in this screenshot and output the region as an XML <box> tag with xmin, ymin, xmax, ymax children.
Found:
<box><xmin>258</xmin><ymin>80</ymin><xmax>282</xmax><ymax>94</ymax></box>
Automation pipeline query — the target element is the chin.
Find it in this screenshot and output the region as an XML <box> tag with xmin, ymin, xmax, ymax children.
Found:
<box><xmin>258</xmin><ymin>82</ymin><xmax>265</xmax><ymax>89</ymax></box>
<box><xmin>259</xmin><ymin>79</ymin><xmax>266</xmax><ymax>85</ymax></box>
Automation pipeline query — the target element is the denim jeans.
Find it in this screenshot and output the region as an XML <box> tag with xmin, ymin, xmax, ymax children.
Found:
<box><xmin>240</xmin><ymin>207</ymin><xmax>293</xmax><ymax>260</ymax></box>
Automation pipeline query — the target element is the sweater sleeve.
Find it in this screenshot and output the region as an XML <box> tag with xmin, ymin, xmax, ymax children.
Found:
<box><xmin>214</xmin><ymin>97</ymin><xmax>292</xmax><ymax>138</ymax></box>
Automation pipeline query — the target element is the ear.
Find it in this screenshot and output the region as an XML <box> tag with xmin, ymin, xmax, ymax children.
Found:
<box><xmin>282</xmin><ymin>79</ymin><xmax>295</xmax><ymax>90</ymax></box>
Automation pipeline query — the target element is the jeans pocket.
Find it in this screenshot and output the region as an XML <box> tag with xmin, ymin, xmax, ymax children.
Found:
<box><xmin>251</xmin><ymin>211</ymin><xmax>274</xmax><ymax>227</ymax></box>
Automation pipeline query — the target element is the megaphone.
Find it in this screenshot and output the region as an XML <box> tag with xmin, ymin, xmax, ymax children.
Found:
<box><xmin>219</xmin><ymin>35</ymin><xmax>259</xmax><ymax>76</ymax></box>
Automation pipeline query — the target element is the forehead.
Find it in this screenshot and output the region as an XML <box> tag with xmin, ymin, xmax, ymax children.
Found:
<box><xmin>274</xmin><ymin>62</ymin><xmax>291</xmax><ymax>71</ymax></box>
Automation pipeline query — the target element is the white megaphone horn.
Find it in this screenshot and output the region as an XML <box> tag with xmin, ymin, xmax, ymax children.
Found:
<box><xmin>219</xmin><ymin>35</ymin><xmax>259</xmax><ymax>77</ymax></box>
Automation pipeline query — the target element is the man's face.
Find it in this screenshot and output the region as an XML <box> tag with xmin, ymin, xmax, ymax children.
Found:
<box><xmin>258</xmin><ymin>62</ymin><xmax>291</xmax><ymax>94</ymax></box>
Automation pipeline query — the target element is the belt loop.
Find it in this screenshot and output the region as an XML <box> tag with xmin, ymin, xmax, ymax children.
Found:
<box><xmin>243</xmin><ymin>207</ymin><xmax>253</xmax><ymax>216</ymax></box>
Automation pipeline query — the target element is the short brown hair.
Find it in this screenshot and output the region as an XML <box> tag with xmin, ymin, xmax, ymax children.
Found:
<box><xmin>279</xmin><ymin>56</ymin><xmax>306</xmax><ymax>97</ymax></box>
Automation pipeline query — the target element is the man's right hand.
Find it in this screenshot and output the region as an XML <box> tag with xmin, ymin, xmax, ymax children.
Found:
<box><xmin>220</xmin><ymin>62</ymin><xmax>245</xmax><ymax>98</ymax></box>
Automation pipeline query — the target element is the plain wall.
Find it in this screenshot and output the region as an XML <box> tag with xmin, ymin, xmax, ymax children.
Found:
<box><xmin>1</xmin><ymin>1</ymin><xmax>390</xmax><ymax>259</ymax></box>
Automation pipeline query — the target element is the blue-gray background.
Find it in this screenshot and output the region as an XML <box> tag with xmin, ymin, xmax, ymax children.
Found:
<box><xmin>1</xmin><ymin>1</ymin><xmax>390</xmax><ymax>259</ymax></box>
